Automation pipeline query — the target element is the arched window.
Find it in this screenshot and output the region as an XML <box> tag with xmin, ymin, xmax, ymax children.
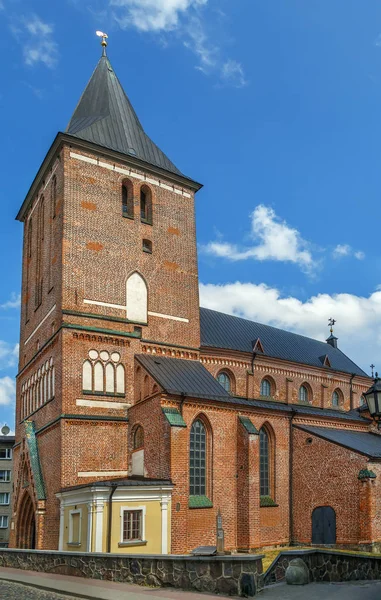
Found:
<box><xmin>82</xmin><ymin>360</ymin><xmax>92</xmax><ymax>392</ymax></box>
<box><xmin>299</xmin><ymin>384</ymin><xmax>309</xmax><ymax>403</ymax></box>
<box><xmin>217</xmin><ymin>371</ymin><xmax>231</xmax><ymax>392</ymax></box>
<box><xmin>190</xmin><ymin>419</ymin><xmax>207</xmax><ymax>496</ymax></box>
<box><xmin>94</xmin><ymin>362</ymin><xmax>104</xmax><ymax>392</ymax></box>
<box><xmin>126</xmin><ymin>272</ymin><xmax>148</xmax><ymax>323</ymax></box>
<box><xmin>105</xmin><ymin>363</ymin><xmax>115</xmax><ymax>393</ymax></box>
<box><xmin>142</xmin><ymin>239</ymin><xmax>152</xmax><ymax>254</ymax></box>
<box><xmin>260</xmin><ymin>427</ymin><xmax>270</xmax><ymax>497</ymax></box>
<box><xmin>332</xmin><ymin>390</ymin><xmax>339</xmax><ymax>407</ymax></box>
<box><xmin>260</xmin><ymin>378</ymin><xmax>271</xmax><ymax>397</ymax></box>
<box><xmin>140</xmin><ymin>186</ymin><xmax>152</xmax><ymax>224</ymax></box>
<box><xmin>134</xmin><ymin>426</ymin><xmax>144</xmax><ymax>450</ymax></box>
<box><xmin>35</xmin><ymin>198</ymin><xmax>44</xmax><ymax>308</ymax></box>
<box><xmin>116</xmin><ymin>364</ymin><xmax>125</xmax><ymax>394</ymax></box>
<box><xmin>122</xmin><ymin>179</ymin><xmax>134</xmax><ymax>218</ymax></box>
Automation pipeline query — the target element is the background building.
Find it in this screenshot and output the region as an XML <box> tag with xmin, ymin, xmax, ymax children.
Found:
<box><xmin>0</xmin><ymin>426</ymin><xmax>15</xmax><ymax>548</ymax></box>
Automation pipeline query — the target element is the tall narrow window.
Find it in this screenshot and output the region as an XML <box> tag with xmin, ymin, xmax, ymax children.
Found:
<box><xmin>332</xmin><ymin>390</ymin><xmax>340</xmax><ymax>407</ymax></box>
<box><xmin>260</xmin><ymin>378</ymin><xmax>271</xmax><ymax>397</ymax></box>
<box><xmin>299</xmin><ymin>385</ymin><xmax>309</xmax><ymax>403</ymax></box>
<box><xmin>122</xmin><ymin>510</ymin><xmax>143</xmax><ymax>542</ymax></box>
<box><xmin>122</xmin><ymin>179</ymin><xmax>134</xmax><ymax>218</ymax></box>
<box><xmin>49</xmin><ymin>176</ymin><xmax>57</xmax><ymax>291</ymax></box>
<box><xmin>134</xmin><ymin>426</ymin><xmax>144</xmax><ymax>450</ymax></box>
<box><xmin>26</xmin><ymin>219</ymin><xmax>33</xmax><ymax>321</ymax></box>
<box><xmin>260</xmin><ymin>428</ymin><xmax>270</xmax><ymax>497</ymax></box>
<box><xmin>190</xmin><ymin>419</ymin><xmax>206</xmax><ymax>496</ymax></box>
<box><xmin>140</xmin><ymin>186</ymin><xmax>152</xmax><ymax>224</ymax></box>
<box><xmin>217</xmin><ymin>371</ymin><xmax>231</xmax><ymax>392</ymax></box>
<box><xmin>51</xmin><ymin>175</ymin><xmax>57</xmax><ymax>219</ymax></box>
<box><xmin>82</xmin><ymin>360</ymin><xmax>92</xmax><ymax>392</ymax></box>
<box><xmin>35</xmin><ymin>198</ymin><xmax>44</xmax><ymax>308</ymax></box>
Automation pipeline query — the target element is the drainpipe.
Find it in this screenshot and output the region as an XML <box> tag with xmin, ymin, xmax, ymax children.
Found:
<box><xmin>289</xmin><ymin>409</ymin><xmax>296</xmax><ymax>546</ymax></box>
<box><xmin>251</xmin><ymin>352</ymin><xmax>257</xmax><ymax>375</ymax></box>
<box><xmin>350</xmin><ymin>373</ymin><xmax>355</xmax><ymax>410</ymax></box>
<box><xmin>179</xmin><ymin>392</ymin><xmax>186</xmax><ymax>416</ymax></box>
<box><xmin>107</xmin><ymin>484</ymin><xmax>118</xmax><ymax>553</ymax></box>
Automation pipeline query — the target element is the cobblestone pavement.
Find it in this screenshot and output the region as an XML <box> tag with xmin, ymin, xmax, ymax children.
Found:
<box><xmin>0</xmin><ymin>580</ymin><xmax>81</xmax><ymax>600</ymax></box>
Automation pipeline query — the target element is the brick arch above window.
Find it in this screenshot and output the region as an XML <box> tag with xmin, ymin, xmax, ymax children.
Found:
<box><xmin>140</xmin><ymin>185</ymin><xmax>153</xmax><ymax>225</ymax></box>
<box><xmin>299</xmin><ymin>382</ymin><xmax>312</xmax><ymax>404</ymax></box>
<box><xmin>332</xmin><ymin>388</ymin><xmax>343</xmax><ymax>407</ymax></box>
<box><xmin>260</xmin><ymin>376</ymin><xmax>276</xmax><ymax>398</ymax></box>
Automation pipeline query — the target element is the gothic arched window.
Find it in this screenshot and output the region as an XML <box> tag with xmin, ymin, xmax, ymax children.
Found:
<box><xmin>260</xmin><ymin>378</ymin><xmax>271</xmax><ymax>397</ymax></box>
<box><xmin>332</xmin><ymin>389</ymin><xmax>341</xmax><ymax>407</ymax></box>
<box><xmin>260</xmin><ymin>427</ymin><xmax>270</xmax><ymax>497</ymax></box>
<box><xmin>217</xmin><ymin>371</ymin><xmax>231</xmax><ymax>393</ymax></box>
<box><xmin>126</xmin><ymin>272</ymin><xmax>148</xmax><ymax>323</ymax></box>
<box><xmin>190</xmin><ymin>419</ymin><xmax>207</xmax><ymax>496</ymax></box>
<box><xmin>122</xmin><ymin>179</ymin><xmax>134</xmax><ymax>218</ymax></box>
<box><xmin>140</xmin><ymin>186</ymin><xmax>152</xmax><ymax>224</ymax></box>
<box><xmin>299</xmin><ymin>384</ymin><xmax>309</xmax><ymax>403</ymax></box>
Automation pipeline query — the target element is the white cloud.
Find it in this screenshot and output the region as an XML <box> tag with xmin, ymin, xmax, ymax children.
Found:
<box><xmin>10</xmin><ymin>14</ymin><xmax>58</xmax><ymax>68</ymax></box>
<box><xmin>0</xmin><ymin>293</ymin><xmax>21</xmax><ymax>309</ymax></box>
<box><xmin>221</xmin><ymin>59</ymin><xmax>247</xmax><ymax>88</ymax></box>
<box><xmin>109</xmin><ymin>0</ymin><xmax>246</xmax><ymax>86</ymax></box>
<box><xmin>199</xmin><ymin>282</ymin><xmax>381</xmax><ymax>373</ymax></box>
<box><xmin>0</xmin><ymin>377</ymin><xmax>15</xmax><ymax>406</ymax></box>
<box><xmin>110</xmin><ymin>0</ymin><xmax>207</xmax><ymax>32</ymax></box>
<box><xmin>333</xmin><ymin>244</ymin><xmax>365</xmax><ymax>260</ymax></box>
<box><xmin>202</xmin><ymin>205</ymin><xmax>315</xmax><ymax>273</ymax></box>
<box><xmin>0</xmin><ymin>341</ymin><xmax>19</xmax><ymax>369</ymax></box>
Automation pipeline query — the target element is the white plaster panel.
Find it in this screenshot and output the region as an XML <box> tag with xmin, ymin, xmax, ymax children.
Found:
<box><xmin>126</xmin><ymin>273</ymin><xmax>147</xmax><ymax>323</ymax></box>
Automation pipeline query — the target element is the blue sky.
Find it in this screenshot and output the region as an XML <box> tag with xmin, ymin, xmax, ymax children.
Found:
<box><xmin>1</xmin><ymin>0</ymin><xmax>381</xmax><ymax>428</ymax></box>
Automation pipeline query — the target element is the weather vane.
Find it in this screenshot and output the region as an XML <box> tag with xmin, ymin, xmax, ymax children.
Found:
<box><xmin>371</xmin><ymin>364</ymin><xmax>375</xmax><ymax>378</ymax></box>
<box><xmin>96</xmin><ymin>31</ymin><xmax>108</xmax><ymax>55</ymax></box>
<box><xmin>328</xmin><ymin>318</ymin><xmax>336</xmax><ymax>335</ymax></box>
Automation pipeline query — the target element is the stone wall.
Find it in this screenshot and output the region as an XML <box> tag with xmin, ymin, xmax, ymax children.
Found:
<box><xmin>0</xmin><ymin>549</ymin><xmax>264</xmax><ymax>597</ymax></box>
<box><xmin>264</xmin><ymin>549</ymin><xmax>381</xmax><ymax>586</ymax></box>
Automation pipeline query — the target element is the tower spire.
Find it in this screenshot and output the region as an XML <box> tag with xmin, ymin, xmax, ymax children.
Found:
<box><xmin>96</xmin><ymin>31</ymin><xmax>108</xmax><ymax>57</ymax></box>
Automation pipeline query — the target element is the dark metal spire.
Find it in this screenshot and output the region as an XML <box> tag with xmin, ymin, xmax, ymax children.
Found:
<box><xmin>66</xmin><ymin>37</ymin><xmax>182</xmax><ymax>176</ymax></box>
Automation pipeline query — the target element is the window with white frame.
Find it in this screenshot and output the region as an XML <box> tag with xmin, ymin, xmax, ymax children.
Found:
<box><xmin>121</xmin><ymin>507</ymin><xmax>145</xmax><ymax>543</ymax></box>
<box><xmin>0</xmin><ymin>493</ymin><xmax>10</xmax><ymax>505</ymax></box>
<box><xmin>69</xmin><ymin>509</ymin><xmax>81</xmax><ymax>545</ymax></box>
<box><xmin>0</xmin><ymin>448</ymin><xmax>11</xmax><ymax>460</ymax></box>
<box><xmin>0</xmin><ymin>516</ymin><xmax>8</xmax><ymax>528</ymax></box>
<box><xmin>0</xmin><ymin>471</ymin><xmax>10</xmax><ymax>482</ymax></box>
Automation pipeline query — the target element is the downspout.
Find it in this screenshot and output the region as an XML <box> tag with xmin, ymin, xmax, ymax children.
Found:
<box><xmin>350</xmin><ymin>373</ymin><xmax>355</xmax><ymax>411</ymax></box>
<box><xmin>179</xmin><ymin>392</ymin><xmax>186</xmax><ymax>416</ymax></box>
<box><xmin>107</xmin><ymin>484</ymin><xmax>118</xmax><ymax>553</ymax></box>
<box><xmin>289</xmin><ymin>409</ymin><xmax>296</xmax><ymax>546</ymax></box>
<box><xmin>251</xmin><ymin>352</ymin><xmax>257</xmax><ymax>375</ymax></box>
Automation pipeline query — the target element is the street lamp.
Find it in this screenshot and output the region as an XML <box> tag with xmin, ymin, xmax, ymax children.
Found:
<box><xmin>363</xmin><ymin>373</ymin><xmax>381</xmax><ymax>429</ymax></box>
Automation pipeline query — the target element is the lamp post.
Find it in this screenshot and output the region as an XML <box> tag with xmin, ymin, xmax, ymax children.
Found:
<box><xmin>363</xmin><ymin>373</ymin><xmax>381</xmax><ymax>430</ymax></box>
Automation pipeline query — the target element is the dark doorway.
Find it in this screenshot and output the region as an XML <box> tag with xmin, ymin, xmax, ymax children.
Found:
<box><xmin>16</xmin><ymin>491</ymin><xmax>36</xmax><ymax>549</ymax></box>
<box><xmin>312</xmin><ymin>506</ymin><xmax>336</xmax><ymax>545</ymax></box>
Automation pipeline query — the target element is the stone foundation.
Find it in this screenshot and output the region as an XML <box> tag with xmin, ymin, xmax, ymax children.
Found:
<box><xmin>264</xmin><ymin>549</ymin><xmax>381</xmax><ymax>586</ymax></box>
<box><xmin>0</xmin><ymin>549</ymin><xmax>264</xmax><ymax>597</ymax></box>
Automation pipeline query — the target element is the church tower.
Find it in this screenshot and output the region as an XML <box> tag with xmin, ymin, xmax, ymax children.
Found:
<box><xmin>11</xmin><ymin>38</ymin><xmax>202</xmax><ymax>549</ymax></box>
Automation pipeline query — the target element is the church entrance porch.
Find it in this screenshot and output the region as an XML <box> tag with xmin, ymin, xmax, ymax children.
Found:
<box><xmin>16</xmin><ymin>491</ymin><xmax>36</xmax><ymax>549</ymax></box>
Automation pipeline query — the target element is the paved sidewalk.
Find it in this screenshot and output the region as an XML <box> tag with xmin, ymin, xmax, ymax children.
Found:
<box><xmin>261</xmin><ymin>580</ymin><xmax>381</xmax><ymax>599</ymax></box>
<box><xmin>0</xmin><ymin>567</ymin><xmax>220</xmax><ymax>599</ymax></box>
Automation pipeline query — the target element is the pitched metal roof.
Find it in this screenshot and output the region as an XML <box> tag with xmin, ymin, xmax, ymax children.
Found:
<box><xmin>295</xmin><ymin>425</ymin><xmax>381</xmax><ymax>458</ymax></box>
<box><xmin>200</xmin><ymin>308</ymin><xmax>368</xmax><ymax>377</ymax></box>
<box><xmin>135</xmin><ymin>354</ymin><xmax>231</xmax><ymax>399</ymax></box>
<box><xmin>66</xmin><ymin>54</ymin><xmax>182</xmax><ymax>177</ymax></box>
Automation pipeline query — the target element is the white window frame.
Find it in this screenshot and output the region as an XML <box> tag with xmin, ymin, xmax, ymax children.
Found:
<box><xmin>120</xmin><ymin>505</ymin><xmax>146</xmax><ymax>544</ymax></box>
<box><xmin>0</xmin><ymin>516</ymin><xmax>9</xmax><ymax>528</ymax></box>
<box><xmin>0</xmin><ymin>448</ymin><xmax>12</xmax><ymax>460</ymax></box>
<box><xmin>0</xmin><ymin>471</ymin><xmax>11</xmax><ymax>482</ymax></box>
<box><xmin>0</xmin><ymin>493</ymin><xmax>10</xmax><ymax>505</ymax></box>
<box><xmin>68</xmin><ymin>509</ymin><xmax>82</xmax><ymax>545</ymax></box>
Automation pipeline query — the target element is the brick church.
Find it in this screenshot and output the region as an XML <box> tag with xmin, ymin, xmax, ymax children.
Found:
<box><xmin>10</xmin><ymin>38</ymin><xmax>381</xmax><ymax>555</ymax></box>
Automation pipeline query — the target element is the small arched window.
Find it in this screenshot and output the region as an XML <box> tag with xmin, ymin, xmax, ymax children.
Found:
<box><xmin>142</xmin><ymin>239</ymin><xmax>152</xmax><ymax>254</ymax></box>
<box><xmin>190</xmin><ymin>419</ymin><xmax>207</xmax><ymax>496</ymax></box>
<box><xmin>140</xmin><ymin>186</ymin><xmax>152</xmax><ymax>224</ymax></box>
<box><xmin>260</xmin><ymin>427</ymin><xmax>270</xmax><ymax>497</ymax></box>
<box><xmin>332</xmin><ymin>389</ymin><xmax>342</xmax><ymax>407</ymax></box>
<box><xmin>260</xmin><ymin>378</ymin><xmax>271</xmax><ymax>397</ymax></box>
<box><xmin>134</xmin><ymin>426</ymin><xmax>144</xmax><ymax>450</ymax></box>
<box><xmin>122</xmin><ymin>179</ymin><xmax>134</xmax><ymax>218</ymax></box>
<box><xmin>299</xmin><ymin>385</ymin><xmax>309</xmax><ymax>403</ymax></box>
<box><xmin>217</xmin><ymin>371</ymin><xmax>231</xmax><ymax>392</ymax></box>
<box><xmin>144</xmin><ymin>375</ymin><xmax>150</xmax><ymax>398</ymax></box>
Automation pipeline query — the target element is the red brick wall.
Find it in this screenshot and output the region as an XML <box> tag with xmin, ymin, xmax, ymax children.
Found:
<box><xmin>292</xmin><ymin>427</ymin><xmax>365</xmax><ymax>545</ymax></box>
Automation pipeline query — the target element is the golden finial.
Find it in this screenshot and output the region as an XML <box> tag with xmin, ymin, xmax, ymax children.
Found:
<box><xmin>96</xmin><ymin>31</ymin><xmax>108</xmax><ymax>56</ymax></box>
